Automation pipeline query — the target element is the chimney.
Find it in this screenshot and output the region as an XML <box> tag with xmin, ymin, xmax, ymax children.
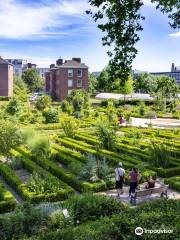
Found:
<box><xmin>50</xmin><ymin>64</ymin><xmax>55</xmax><ymax>69</ymax></box>
<box><xmin>72</xmin><ymin>58</ymin><xmax>81</xmax><ymax>63</ymax></box>
<box><xmin>171</xmin><ymin>63</ymin><xmax>175</xmax><ymax>72</ymax></box>
<box><xmin>56</xmin><ymin>58</ymin><xmax>63</xmax><ymax>66</ymax></box>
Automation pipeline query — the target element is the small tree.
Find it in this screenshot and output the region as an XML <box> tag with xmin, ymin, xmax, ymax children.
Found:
<box><xmin>120</xmin><ymin>74</ymin><xmax>134</xmax><ymax>105</ymax></box>
<box><xmin>96</xmin><ymin>120</ymin><xmax>117</xmax><ymax>150</ymax></box>
<box><xmin>35</xmin><ymin>95</ymin><xmax>52</xmax><ymax>111</ymax></box>
<box><xmin>61</xmin><ymin>117</ymin><xmax>79</xmax><ymax>138</ymax></box>
<box><xmin>42</xmin><ymin>108</ymin><xmax>59</xmax><ymax>123</ymax></box>
<box><xmin>0</xmin><ymin>120</ymin><xmax>22</xmax><ymax>161</ymax></box>
<box><xmin>88</xmin><ymin>72</ymin><xmax>98</xmax><ymax>94</ymax></box>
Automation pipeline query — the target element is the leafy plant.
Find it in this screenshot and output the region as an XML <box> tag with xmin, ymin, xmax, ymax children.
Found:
<box><xmin>35</xmin><ymin>95</ymin><xmax>52</xmax><ymax>111</ymax></box>
<box><xmin>61</xmin><ymin>117</ymin><xmax>79</xmax><ymax>138</ymax></box>
<box><xmin>43</xmin><ymin>108</ymin><xmax>59</xmax><ymax>123</ymax></box>
<box><xmin>148</xmin><ymin>141</ymin><xmax>170</xmax><ymax>168</ymax></box>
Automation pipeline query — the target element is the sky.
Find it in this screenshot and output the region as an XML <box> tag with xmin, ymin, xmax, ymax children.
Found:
<box><xmin>0</xmin><ymin>0</ymin><xmax>179</xmax><ymax>72</ymax></box>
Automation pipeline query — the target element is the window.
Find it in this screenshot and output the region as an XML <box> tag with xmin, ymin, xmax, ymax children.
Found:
<box><xmin>68</xmin><ymin>79</ymin><xmax>73</xmax><ymax>87</ymax></box>
<box><xmin>77</xmin><ymin>79</ymin><xmax>82</xmax><ymax>87</ymax></box>
<box><xmin>68</xmin><ymin>90</ymin><xmax>72</xmax><ymax>96</ymax></box>
<box><xmin>77</xmin><ymin>69</ymin><xmax>82</xmax><ymax>77</ymax></box>
<box><xmin>68</xmin><ymin>69</ymin><xmax>73</xmax><ymax>77</ymax></box>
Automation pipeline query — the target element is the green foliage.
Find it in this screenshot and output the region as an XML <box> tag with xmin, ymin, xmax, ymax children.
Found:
<box><xmin>61</xmin><ymin>117</ymin><xmax>79</xmax><ymax>138</ymax></box>
<box><xmin>69</xmin><ymin>89</ymin><xmax>89</xmax><ymax>113</ymax></box>
<box><xmin>0</xmin><ymin>120</ymin><xmax>22</xmax><ymax>161</ymax></box>
<box><xmin>134</xmin><ymin>73</ymin><xmax>157</xmax><ymax>93</ymax></box>
<box><xmin>5</xmin><ymin>97</ymin><xmax>22</xmax><ymax>115</ymax></box>
<box><xmin>65</xmin><ymin>194</ymin><xmax>126</xmax><ymax>223</ymax></box>
<box><xmin>61</xmin><ymin>100</ymin><xmax>70</xmax><ymax>113</ymax></box>
<box><xmin>87</xmin><ymin>0</ymin><xmax>179</xmax><ymax>83</ymax></box>
<box><xmin>22</xmin><ymin>69</ymin><xmax>44</xmax><ymax>92</ymax></box>
<box><xmin>96</xmin><ymin>120</ymin><xmax>117</xmax><ymax>150</ymax></box>
<box><xmin>148</xmin><ymin>141</ymin><xmax>170</xmax><ymax>168</ymax></box>
<box><xmin>88</xmin><ymin>72</ymin><xmax>98</xmax><ymax>94</ymax></box>
<box><xmin>96</xmin><ymin>68</ymin><xmax>111</xmax><ymax>92</ymax></box>
<box><xmin>43</xmin><ymin>108</ymin><xmax>59</xmax><ymax>123</ymax></box>
<box><xmin>27</xmin><ymin>172</ymin><xmax>63</xmax><ymax>194</ymax></box>
<box><xmin>35</xmin><ymin>95</ymin><xmax>52</xmax><ymax>111</ymax></box>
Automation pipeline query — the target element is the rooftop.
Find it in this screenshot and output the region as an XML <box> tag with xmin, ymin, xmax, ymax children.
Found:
<box><xmin>59</xmin><ymin>59</ymin><xmax>88</xmax><ymax>68</ymax></box>
<box><xmin>0</xmin><ymin>57</ymin><xmax>13</xmax><ymax>65</ymax></box>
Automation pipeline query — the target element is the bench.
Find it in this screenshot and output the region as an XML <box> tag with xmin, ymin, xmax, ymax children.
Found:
<box><xmin>130</xmin><ymin>185</ymin><xmax>169</xmax><ymax>205</ymax></box>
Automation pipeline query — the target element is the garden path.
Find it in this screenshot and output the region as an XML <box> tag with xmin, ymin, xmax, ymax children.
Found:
<box><xmin>97</xmin><ymin>178</ymin><xmax>180</xmax><ymax>205</ymax></box>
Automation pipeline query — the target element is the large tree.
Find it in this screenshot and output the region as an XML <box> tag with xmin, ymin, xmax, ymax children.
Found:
<box><xmin>22</xmin><ymin>69</ymin><xmax>44</xmax><ymax>92</ymax></box>
<box><xmin>87</xmin><ymin>0</ymin><xmax>179</xmax><ymax>84</ymax></box>
<box><xmin>134</xmin><ymin>73</ymin><xmax>157</xmax><ymax>93</ymax></box>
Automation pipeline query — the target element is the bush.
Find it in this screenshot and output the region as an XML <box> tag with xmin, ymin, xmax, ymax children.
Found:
<box><xmin>5</xmin><ymin>97</ymin><xmax>22</xmax><ymax>115</ymax></box>
<box><xmin>65</xmin><ymin>194</ymin><xmax>126</xmax><ymax>223</ymax></box>
<box><xmin>35</xmin><ymin>95</ymin><xmax>52</xmax><ymax>111</ymax></box>
<box><xmin>61</xmin><ymin>117</ymin><xmax>79</xmax><ymax>138</ymax></box>
<box><xmin>43</xmin><ymin>108</ymin><xmax>59</xmax><ymax>123</ymax></box>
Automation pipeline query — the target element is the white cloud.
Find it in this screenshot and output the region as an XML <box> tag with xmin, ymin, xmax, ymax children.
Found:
<box><xmin>0</xmin><ymin>0</ymin><xmax>89</xmax><ymax>39</ymax></box>
<box><xmin>169</xmin><ymin>31</ymin><xmax>180</xmax><ymax>37</ymax></box>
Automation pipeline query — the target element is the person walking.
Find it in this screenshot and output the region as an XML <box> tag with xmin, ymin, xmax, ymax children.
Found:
<box><xmin>128</xmin><ymin>167</ymin><xmax>139</xmax><ymax>196</ymax></box>
<box><xmin>115</xmin><ymin>162</ymin><xmax>125</xmax><ymax>198</ymax></box>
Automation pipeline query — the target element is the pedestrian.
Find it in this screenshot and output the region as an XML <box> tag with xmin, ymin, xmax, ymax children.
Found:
<box><xmin>128</xmin><ymin>167</ymin><xmax>139</xmax><ymax>196</ymax></box>
<box><xmin>115</xmin><ymin>162</ymin><xmax>125</xmax><ymax>198</ymax></box>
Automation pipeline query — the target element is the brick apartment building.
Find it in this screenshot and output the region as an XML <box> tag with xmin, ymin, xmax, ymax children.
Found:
<box><xmin>45</xmin><ymin>58</ymin><xmax>88</xmax><ymax>101</ymax></box>
<box><xmin>0</xmin><ymin>57</ymin><xmax>13</xmax><ymax>97</ymax></box>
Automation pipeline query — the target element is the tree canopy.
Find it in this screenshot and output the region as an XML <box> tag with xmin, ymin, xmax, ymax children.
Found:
<box><xmin>22</xmin><ymin>69</ymin><xmax>44</xmax><ymax>92</ymax></box>
<box><xmin>87</xmin><ymin>0</ymin><xmax>179</xmax><ymax>84</ymax></box>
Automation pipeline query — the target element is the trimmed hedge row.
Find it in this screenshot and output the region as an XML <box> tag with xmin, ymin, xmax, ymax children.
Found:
<box><xmin>155</xmin><ymin>166</ymin><xmax>180</xmax><ymax>178</ymax></box>
<box><xmin>164</xmin><ymin>176</ymin><xmax>180</xmax><ymax>191</ymax></box>
<box><xmin>51</xmin><ymin>143</ymin><xmax>87</xmax><ymax>164</ymax></box>
<box><xmin>11</xmin><ymin>149</ymin><xmax>73</xmax><ymax>202</ymax></box>
<box><xmin>55</xmin><ymin>136</ymin><xmax>137</xmax><ymax>168</ymax></box>
<box><xmin>0</xmin><ymin>182</ymin><xmax>16</xmax><ymax>213</ymax></box>
<box><xmin>0</xmin><ymin>161</ymin><xmax>35</xmax><ymax>201</ymax></box>
<box><xmin>16</xmin><ymin>147</ymin><xmax>109</xmax><ymax>193</ymax></box>
<box><xmin>66</xmin><ymin>137</ymin><xmax>141</xmax><ymax>164</ymax></box>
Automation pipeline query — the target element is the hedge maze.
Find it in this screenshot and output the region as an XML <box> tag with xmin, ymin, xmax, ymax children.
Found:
<box><xmin>0</xmin><ymin>123</ymin><xmax>179</xmax><ymax>213</ymax></box>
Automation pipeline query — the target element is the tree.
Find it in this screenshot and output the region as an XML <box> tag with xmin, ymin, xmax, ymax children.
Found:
<box><xmin>69</xmin><ymin>89</ymin><xmax>90</xmax><ymax>113</ymax></box>
<box><xmin>0</xmin><ymin>120</ymin><xmax>22</xmax><ymax>161</ymax></box>
<box><xmin>134</xmin><ymin>73</ymin><xmax>157</xmax><ymax>93</ymax></box>
<box><xmin>120</xmin><ymin>74</ymin><xmax>134</xmax><ymax>104</ymax></box>
<box><xmin>87</xmin><ymin>0</ymin><xmax>179</xmax><ymax>84</ymax></box>
<box><xmin>22</xmin><ymin>69</ymin><xmax>44</xmax><ymax>92</ymax></box>
<box><xmin>97</xmin><ymin>68</ymin><xmax>111</xmax><ymax>92</ymax></box>
<box><xmin>35</xmin><ymin>95</ymin><xmax>52</xmax><ymax>111</ymax></box>
<box><xmin>154</xmin><ymin>76</ymin><xmax>179</xmax><ymax>110</ymax></box>
<box><xmin>88</xmin><ymin>72</ymin><xmax>98</xmax><ymax>94</ymax></box>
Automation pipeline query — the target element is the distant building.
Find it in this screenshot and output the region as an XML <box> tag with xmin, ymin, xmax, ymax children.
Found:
<box><xmin>151</xmin><ymin>63</ymin><xmax>180</xmax><ymax>86</ymax></box>
<box><xmin>45</xmin><ymin>58</ymin><xmax>88</xmax><ymax>101</ymax></box>
<box><xmin>6</xmin><ymin>59</ymin><xmax>27</xmax><ymax>77</ymax></box>
<box><xmin>92</xmin><ymin>71</ymin><xmax>101</xmax><ymax>78</ymax></box>
<box><xmin>37</xmin><ymin>68</ymin><xmax>50</xmax><ymax>79</ymax></box>
<box><xmin>0</xmin><ymin>57</ymin><xmax>13</xmax><ymax>97</ymax></box>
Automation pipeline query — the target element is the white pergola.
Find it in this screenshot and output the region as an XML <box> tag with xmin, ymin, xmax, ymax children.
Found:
<box><xmin>95</xmin><ymin>93</ymin><xmax>154</xmax><ymax>100</ymax></box>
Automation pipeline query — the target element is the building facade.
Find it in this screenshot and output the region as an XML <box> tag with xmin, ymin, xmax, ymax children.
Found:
<box><xmin>45</xmin><ymin>58</ymin><xmax>88</xmax><ymax>101</ymax></box>
<box><xmin>0</xmin><ymin>57</ymin><xmax>13</xmax><ymax>96</ymax></box>
<box><xmin>151</xmin><ymin>63</ymin><xmax>180</xmax><ymax>86</ymax></box>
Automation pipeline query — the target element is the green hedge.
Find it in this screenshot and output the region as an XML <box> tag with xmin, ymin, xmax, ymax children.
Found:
<box><xmin>55</xmin><ymin>136</ymin><xmax>139</xmax><ymax>168</ymax></box>
<box><xmin>155</xmin><ymin>166</ymin><xmax>180</xmax><ymax>178</ymax></box>
<box><xmin>16</xmin><ymin>147</ymin><xmax>109</xmax><ymax>193</ymax></box>
<box><xmin>0</xmin><ymin>182</ymin><xmax>16</xmax><ymax>213</ymax></box>
<box><xmin>165</xmin><ymin>176</ymin><xmax>180</xmax><ymax>191</ymax></box>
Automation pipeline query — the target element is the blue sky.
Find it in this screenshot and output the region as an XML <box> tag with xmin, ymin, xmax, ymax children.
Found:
<box><xmin>0</xmin><ymin>0</ymin><xmax>179</xmax><ymax>72</ymax></box>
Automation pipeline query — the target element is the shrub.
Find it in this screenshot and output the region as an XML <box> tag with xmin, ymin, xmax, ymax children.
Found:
<box><xmin>96</xmin><ymin>120</ymin><xmax>117</xmax><ymax>150</ymax></box>
<box><xmin>35</xmin><ymin>95</ymin><xmax>51</xmax><ymax>111</ymax></box>
<box><xmin>61</xmin><ymin>117</ymin><xmax>79</xmax><ymax>138</ymax></box>
<box><xmin>5</xmin><ymin>97</ymin><xmax>21</xmax><ymax>115</ymax></box>
<box><xmin>148</xmin><ymin>141</ymin><xmax>170</xmax><ymax>168</ymax></box>
<box><xmin>43</xmin><ymin>108</ymin><xmax>59</xmax><ymax>123</ymax></box>
<box><xmin>61</xmin><ymin>100</ymin><xmax>70</xmax><ymax>112</ymax></box>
